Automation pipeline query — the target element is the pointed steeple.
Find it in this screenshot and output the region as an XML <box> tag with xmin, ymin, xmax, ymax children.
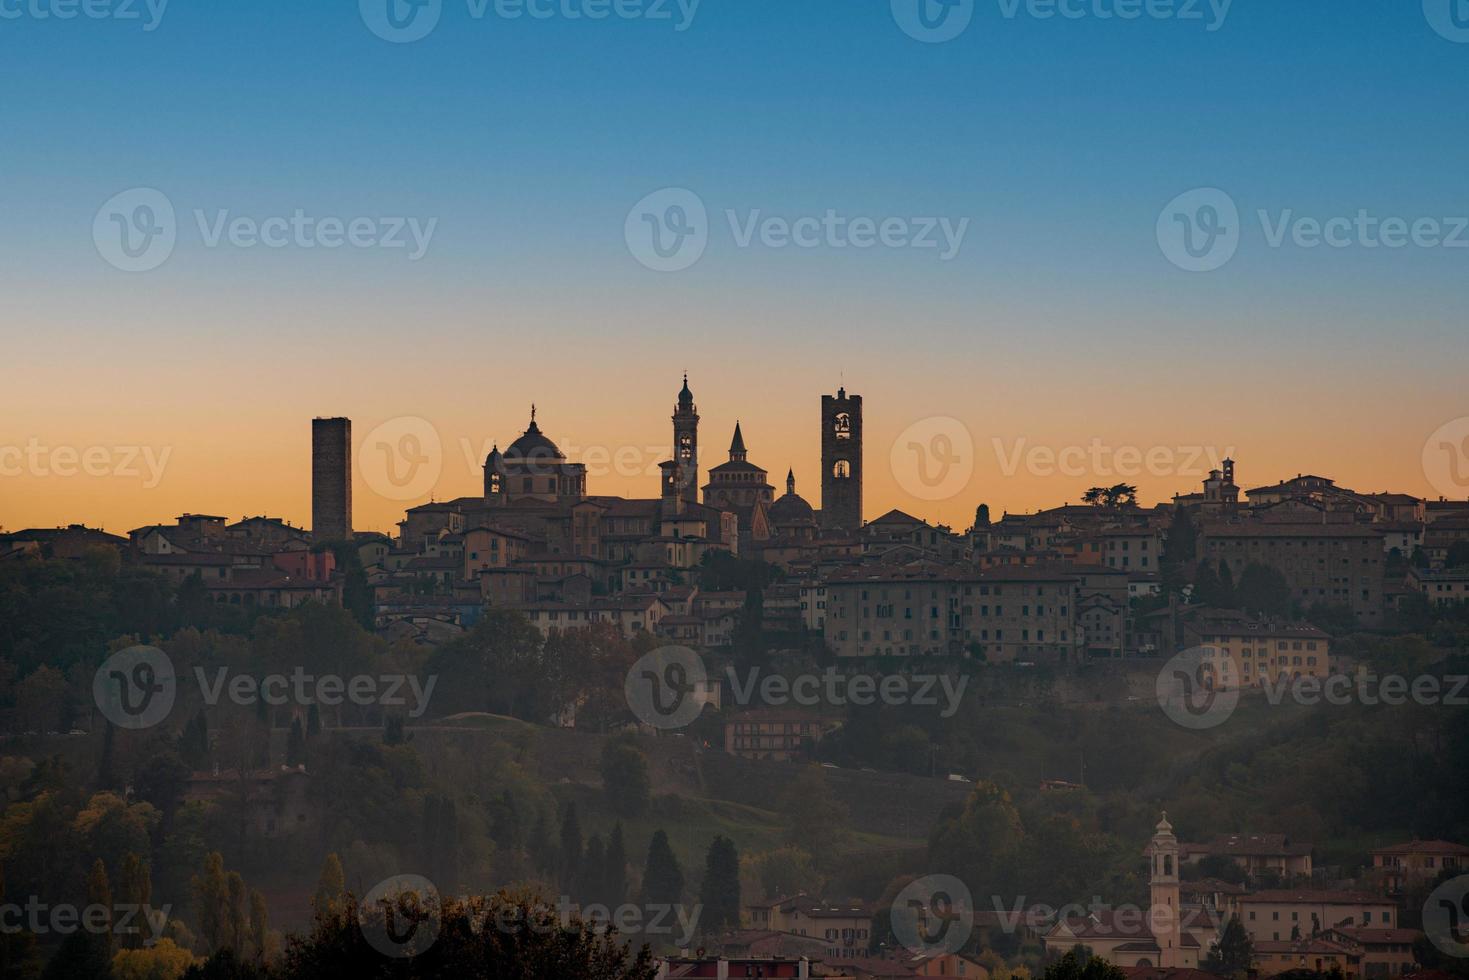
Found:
<box><xmin>729</xmin><ymin>422</ymin><xmax>747</xmax><ymax>461</ymax></box>
<box><xmin>677</xmin><ymin>372</ymin><xmax>694</xmax><ymax>410</ymax></box>
<box><xmin>786</xmin><ymin>468</ymin><xmax>796</xmax><ymax>495</ymax></box>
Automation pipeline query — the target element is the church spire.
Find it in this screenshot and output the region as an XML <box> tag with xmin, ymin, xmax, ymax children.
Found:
<box><xmin>730</xmin><ymin>422</ymin><xmax>747</xmax><ymax>461</ymax></box>
<box><xmin>786</xmin><ymin>468</ymin><xmax>796</xmax><ymax>495</ymax></box>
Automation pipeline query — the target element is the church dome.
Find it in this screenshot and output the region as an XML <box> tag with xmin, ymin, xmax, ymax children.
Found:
<box><xmin>770</xmin><ymin>469</ymin><xmax>817</xmax><ymax>526</ymax></box>
<box><xmin>504</xmin><ymin>408</ymin><xmax>565</xmax><ymax>461</ymax></box>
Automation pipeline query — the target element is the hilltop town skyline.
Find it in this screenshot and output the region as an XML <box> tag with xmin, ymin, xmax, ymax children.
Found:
<box><xmin>5</xmin><ymin>369</ymin><xmax>1462</xmax><ymax>537</ymax></box>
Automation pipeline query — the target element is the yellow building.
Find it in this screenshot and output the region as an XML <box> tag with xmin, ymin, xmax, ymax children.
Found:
<box><xmin>1183</xmin><ymin>615</ymin><xmax>1330</xmax><ymax>688</ymax></box>
<box><xmin>1252</xmin><ymin>937</ymin><xmax>1362</xmax><ymax>978</ymax></box>
<box><xmin>1237</xmin><ymin>891</ymin><xmax>1395</xmax><ymax>944</ymax></box>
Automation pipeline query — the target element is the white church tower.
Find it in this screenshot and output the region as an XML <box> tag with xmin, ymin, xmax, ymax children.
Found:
<box><xmin>1149</xmin><ymin>811</ymin><xmax>1183</xmax><ymax>968</ymax></box>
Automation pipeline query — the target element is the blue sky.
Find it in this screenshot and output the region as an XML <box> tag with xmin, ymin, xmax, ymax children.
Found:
<box><xmin>2</xmin><ymin>0</ymin><xmax>1467</xmax><ymax>529</ymax></box>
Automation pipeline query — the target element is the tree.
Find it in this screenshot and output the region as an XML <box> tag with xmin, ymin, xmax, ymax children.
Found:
<box><xmin>640</xmin><ymin>830</ymin><xmax>684</xmax><ymax>909</ymax></box>
<box><xmin>1082</xmin><ymin>488</ymin><xmax>1107</xmax><ymax>507</ymax></box>
<box><xmin>1192</xmin><ymin>563</ymin><xmax>1223</xmax><ymax>607</ymax></box>
<box><xmin>113</xmin><ymin>938</ymin><xmax>197</xmax><ymax>980</ymax></box>
<box><xmin>559</xmin><ymin>803</ymin><xmax>584</xmax><ymax>892</ymax></box>
<box><xmin>1041</xmin><ymin>950</ymin><xmax>1127</xmax><ymax>980</ymax></box>
<box><xmin>697</xmin><ymin>836</ymin><xmax>740</xmax><ymax>936</ymax></box>
<box><xmin>601</xmin><ymin>739</ymin><xmax>651</xmax><ymax>818</ymax></box>
<box><xmin>780</xmin><ymin>768</ymin><xmax>850</xmax><ymax>868</ymax></box>
<box><xmin>276</xmin><ymin>891</ymin><xmax>655</xmax><ymax>979</ymax></box>
<box><xmin>1163</xmin><ymin>506</ymin><xmax>1198</xmax><ymax>570</ymax></box>
<box><xmin>582</xmin><ymin>835</ymin><xmax>607</xmax><ymax>907</ymax></box>
<box><xmin>605</xmin><ymin>823</ymin><xmax>629</xmax><ymax>907</ymax></box>
<box><xmin>1217</xmin><ymin>560</ymin><xmax>1236</xmax><ymax>606</ymax></box>
<box><xmin>312</xmin><ymin>854</ymin><xmax>346</xmax><ymax>923</ymax></box>
<box><xmin>15</xmin><ymin>666</ymin><xmax>66</xmax><ymax>733</ymax></box>
<box><xmin>116</xmin><ymin>853</ymin><xmax>154</xmax><ymax>949</ymax></box>
<box><xmin>1204</xmin><ymin>916</ymin><xmax>1254</xmax><ymax>975</ymax></box>
<box><xmin>1236</xmin><ymin>563</ymin><xmax>1292</xmax><ymax>618</ymax></box>
<box><xmin>1447</xmin><ymin>540</ymin><xmax>1469</xmax><ymax>569</ymax></box>
<box><xmin>286</xmin><ymin>718</ymin><xmax>305</xmax><ymax>766</ymax></box>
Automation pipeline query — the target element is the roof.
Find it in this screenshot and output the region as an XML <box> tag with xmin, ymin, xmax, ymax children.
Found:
<box><xmin>504</xmin><ymin>411</ymin><xmax>565</xmax><ymax>461</ymax></box>
<box><xmin>1201</xmin><ymin>523</ymin><xmax>1381</xmax><ymax>539</ymax></box>
<box><xmin>1371</xmin><ymin>839</ymin><xmax>1469</xmax><ymax>856</ymax></box>
<box><xmin>1241</xmin><ymin>890</ymin><xmax>1386</xmax><ymax>905</ymax></box>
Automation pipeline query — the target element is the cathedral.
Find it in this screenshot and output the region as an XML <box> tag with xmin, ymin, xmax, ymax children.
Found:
<box><xmin>467</xmin><ymin>376</ymin><xmax>859</xmax><ymax>565</ymax></box>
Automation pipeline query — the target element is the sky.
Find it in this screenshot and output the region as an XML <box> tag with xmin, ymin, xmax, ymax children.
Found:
<box><xmin>2</xmin><ymin>0</ymin><xmax>1468</xmax><ymax>535</ymax></box>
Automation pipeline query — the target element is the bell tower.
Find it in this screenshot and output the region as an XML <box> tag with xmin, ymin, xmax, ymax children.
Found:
<box><xmin>821</xmin><ymin>387</ymin><xmax>862</xmax><ymax>532</ymax></box>
<box><xmin>672</xmin><ymin>373</ymin><xmax>699</xmax><ymax>504</ymax></box>
<box><xmin>1148</xmin><ymin>811</ymin><xmax>1182</xmax><ymax>968</ymax></box>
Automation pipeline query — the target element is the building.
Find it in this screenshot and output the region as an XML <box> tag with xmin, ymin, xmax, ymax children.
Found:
<box><xmin>668</xmin><ymin>373</ymin><xmax>700</xmax><ymax>505</ymax></box>
<box><xmin>821</xmin><ymin>387</ymin><xmax>863</xmax><ymax>532</ymax></box>
<box><xmin>1407</xmin><ymin>568</ymin><xmax>1469</xmax><ymax>607</ymax></box>
<box><xmin>1237</xmin><ymin>891</ymin><xmax>1395</xmax><ymax>944</ymax></box>
<box><xmin>1042</xmin><ymin>814</ymin><xmax>1211</xmax><ymax>969</ymax></box>
<box><xmin>1252</xmin><ymin>937</ymin><xmax>1362</xmax><ymax>978</ymax></box>
<box><xmin>823</xmin><ymin>563</ymin><xmax>1081</xmax><ymax>662</ymax></box>
<box><xmin>1180</xmin><ymin>613</ymin><xmax>1331</xmax><ymax>687</ymax></box>
<box><xmin>703</xmin><ymin>422</ymin><xmax>775</xmax><ymax>549</ymax></box>
<box><xmin>311</xmin><ymin>417</ymin><xmax>352</xmax><ymax>542</ymax></box>
<box><xmin>484</xmin><ymin>406</ymin><xmax>588</xmax><ymax>505</ymax></box>
<box><xmin>723</xmin><ymin>710</ymin><xmax>828</xmax><ymax>761</ymax></box>
<box><xmin>1369</xmin><ymin>839</ymin><xmax>1469</xmax><ymax>894</ymax></box>
<box><xmin>1197</xmin><ymin>522</ymin><xmax>1384</xmax><ymax>627</ymax></box>
<box><xmin>1178</xmin><ymin>833</ymin><xmax>1313</xmax><ymax>881</ymax></box>
<box><xmin>1324</xmin><ymin>928</ymin><xmax>1422</xmax><ymax>977</ymax></box>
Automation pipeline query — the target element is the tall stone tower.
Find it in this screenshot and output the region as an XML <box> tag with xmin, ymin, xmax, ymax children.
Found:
<box><xmin>1148</xmin><ymin>811</ymin><xmax>1182</xmax><ymax>968</ymax></box>
<box><xmin>672</xmin><ymin>373</ymin><xmax>699</xmax><ymax>504</ymax></box>
<box><xmin>821</xmin><ymin>387</ymin><xmax>862</xmax><ymax>532</ymax></box>
<box><xmin>311</xmin><ymin>417</ymin><xmax>352</xmax><ymax>543</ymax></box>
